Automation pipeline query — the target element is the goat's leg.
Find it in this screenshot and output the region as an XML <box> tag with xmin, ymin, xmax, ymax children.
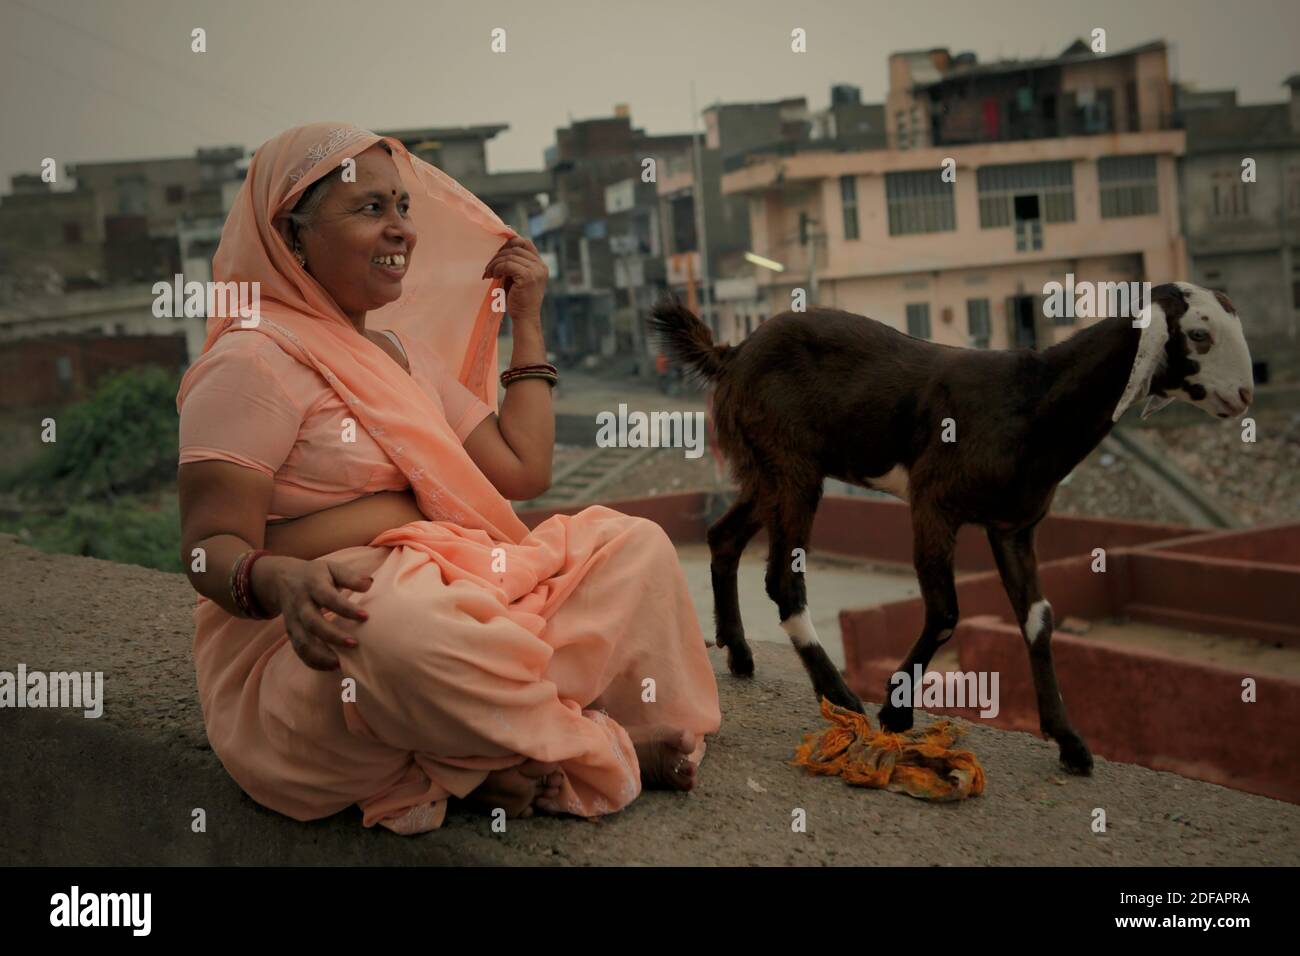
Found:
<box><xmin>988</xmin><ymin>526</ymin><xmax>1093</xmax><ymax>774</ymax></box>
<box><xmin>764</xmin><ymin>485</ymin><xmax>864</xmax><ymax>712</ymax></box>
<box><xmin>878</xmin><ymin>510</ymin><xmax>958</xmax><ymax>733</ymax></box>
<box><xmin>707</xmin><ymin>491</ymin><xmax>762</xmax><ymax>677</ymax></box>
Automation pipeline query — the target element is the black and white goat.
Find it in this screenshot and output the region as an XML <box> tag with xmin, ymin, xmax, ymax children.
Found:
<box><xmin>650</xmin><ymin>282</ymin><xmax>1254</xmax><ymax>773</ymax></box>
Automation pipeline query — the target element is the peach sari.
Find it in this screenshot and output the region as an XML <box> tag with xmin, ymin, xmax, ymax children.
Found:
<box><xmin>176</xmin><ymin>123</ymin><xmax>720</xmax><ymax>834</ymax></box>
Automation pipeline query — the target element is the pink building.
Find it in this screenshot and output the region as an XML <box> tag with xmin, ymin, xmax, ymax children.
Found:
<box><xmin>720</xmin><ymin>40</ymin><xmax>1187</xmax><ymax>351</ymax></box>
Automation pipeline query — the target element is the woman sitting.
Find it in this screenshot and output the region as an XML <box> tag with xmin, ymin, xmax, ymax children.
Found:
<box><xmin>176</xmin><ymin>123</ymin><xmax>720</xmax><ymax>835</ymax></box>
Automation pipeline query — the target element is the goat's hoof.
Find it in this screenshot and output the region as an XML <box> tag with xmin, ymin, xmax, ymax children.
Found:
<box><xmin>877</xmin><ymin>705</ymin><xmax>913</xmax><ymax>733</ymax></box>
<box><xmin>726</xmin><ymin>642</ymin><xmax>755</xmax><ymax>677</ymax></box>
<box><xmin>1058</xmin><ymin>736</ymin><xmax>1094</xmax><ymax>775</ymax></box>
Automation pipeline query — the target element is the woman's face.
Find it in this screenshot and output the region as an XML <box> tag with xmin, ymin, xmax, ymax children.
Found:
<box><xmin>288</xmin><ymin>143</ymin><xmax>418</xmax><ymax>320</ymax></box>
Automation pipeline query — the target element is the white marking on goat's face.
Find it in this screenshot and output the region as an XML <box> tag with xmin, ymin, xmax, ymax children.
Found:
<box><xmin>1114</xmin><ymin>282</ymin><xmax>1256</xmax><ymax>423</ymax></box>
<box><xmin>1024</xmin><ymin>599</ymin><xmax>1052</xmax><ymax>645</ymax></box>
<box><xmin>1167</xmin><ymin>283</ymin><xmax>1255</xmax><ymax>419</ymax></box>
<box><xmin>780</xmin><ymin>608</ymin><xmax>821</xmax><ymax>648</ymax></box>
<box><xmin>865</xmin><ymin>465</ymin><xmax>910</xmax><ymax>502</ymax></box>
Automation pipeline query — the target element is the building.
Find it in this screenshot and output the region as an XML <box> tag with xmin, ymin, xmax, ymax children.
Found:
<box><xmin>887</xmin><ymin>38</ymin><xmax>1176</xmax><ymax>150</ymax></box>
<box><xmin>1178</xmin><ymin>76</ymin><xmax>1300</xmax><ymax>376</ymax></box>
<box><xmin>722</xmin><ymin>39</ymin><xmax>1185</xmax><ymax>350</ymax></box>
<box><xmin>531</xmin><ymin>107</ymin><xmax>695</xmax><ymax>365</ymax></box>
<box><xmin>0</xmin><ymin>176</ymin><xmax>106</xmax><ymax>297</ymax></box>
<box><xmin>376</xmin><ymin>125</ymin><xmax>550</xmax><ymax>237</ymax></box>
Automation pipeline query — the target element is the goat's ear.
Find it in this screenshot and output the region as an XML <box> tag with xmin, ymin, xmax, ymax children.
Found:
<box><xmin>1111</xmin><ymin>301</ymin><xmax>1171</xmax><ymax>422</ymax></box>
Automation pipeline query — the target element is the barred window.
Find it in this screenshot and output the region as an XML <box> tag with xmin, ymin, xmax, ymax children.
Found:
<box><xmin>967</xmin><ymin>298</ymin><xmax>991</xmax><ymax>346</ymax></box>
<box><xmin>977</xmin><ymin>161</ymin><xmax>1075</xmax><ymax>227</ymax></box>
<box><xmin>885</xmin><ymin>170</ymin><xmax>955</xmax><ymax>235</ymax></box>
<box><xmin>906</xmin><ymin>303</ymin><xmax>932</xmax><ymax>339</ymax></box>
<box><xmin>1098</xmin><ymin>154</ymin><xmax>1159</xmax><ymax>218</ymax></box>
<box><xmin>840</xmin><ymin>174</ymin><xmax>859</xmax><ymax>240</ymax></box>
<box><xmin>1211</xmin><ymin>170</ymin><xmax>1251</xmax><ymax>219</ymax></box>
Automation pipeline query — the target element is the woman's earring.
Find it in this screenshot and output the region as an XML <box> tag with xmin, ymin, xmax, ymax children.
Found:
<box><xmin>293</xmin><ymin>246</ymin><xmax>306</xmax><ymax>268</ymax></box>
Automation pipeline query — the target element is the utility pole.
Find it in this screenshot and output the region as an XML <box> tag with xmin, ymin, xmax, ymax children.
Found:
<box><xmin>690</xmin><ymin>81</ymin><xmax>714</xmax><ymax>336</ymax></box>
<box><xmin>801</xmin><ymin>211</ymin><xmax>820</xmax><ymax>304</ymax></box>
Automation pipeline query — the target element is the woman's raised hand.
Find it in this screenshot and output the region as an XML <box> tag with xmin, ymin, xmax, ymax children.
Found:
<box><xmin>251</xmin><ymin>553</ymin><xmax>382</xmax><ymax>670</ymax></box>
<box><xmin>482</xmin><ymin>235</ymin><xmax>548</xmax><ymax>319</ymax></box>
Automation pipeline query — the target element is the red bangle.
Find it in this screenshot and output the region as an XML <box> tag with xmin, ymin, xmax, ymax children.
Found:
<box><xmin>500</xmin><ymin>362</ymin><xmax>558</xmax><ymax>388</ymax></box>
<box><xmin>230</xmin><ymin>548</ymin><xmax>275</xmax><ymax>619</ymax></box>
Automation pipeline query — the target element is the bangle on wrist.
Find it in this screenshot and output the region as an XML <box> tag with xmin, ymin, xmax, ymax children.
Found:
<box><xmin>500</xmin><ymin>362</ymin><xmax>558</xmax><ymax>389</ymax></box>
<box><xmin>230</xmin><ymin>548</ymin><xmax>276</xmax><ymax>619</ymax></box>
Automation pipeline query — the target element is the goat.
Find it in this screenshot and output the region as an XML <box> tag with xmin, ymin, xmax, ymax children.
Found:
<box><xmin>650</xmin><ymin>282</ymin><xmax>1255</xmax><ymax>774</ymax></box>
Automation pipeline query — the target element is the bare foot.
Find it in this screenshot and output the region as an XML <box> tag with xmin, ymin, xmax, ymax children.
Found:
<box><xmin>629</xmin><ymin>726</ymin><xmax>699</xmax><ymax>791</ymax></box>
<box><xmin>453</xmin><ymin>759</ymin><xmax>564</xmax><ymax>819</ymax></box>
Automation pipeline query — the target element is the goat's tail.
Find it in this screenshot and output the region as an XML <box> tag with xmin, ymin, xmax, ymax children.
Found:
<box><xmin>647</xmin><ymin>295</ymin><xmax>735</xmax><ymax>383</ymax></box>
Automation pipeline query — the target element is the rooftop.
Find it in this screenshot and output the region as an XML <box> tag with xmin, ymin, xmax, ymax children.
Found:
<box><xmin>906</xmin><ymin>39</ymin><xmax>1168</xmax><ymax>91</ymax></box>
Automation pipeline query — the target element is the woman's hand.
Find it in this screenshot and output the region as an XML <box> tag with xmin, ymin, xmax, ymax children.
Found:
<box><xmin>251</xmin><ymin>552</ymin><xmax>385</xmax><ymax>670</ymax></box>
<box><xmin>482</xmin><ymin>236</ymin><xmax>548</xmax><ymax>319</ymax></box>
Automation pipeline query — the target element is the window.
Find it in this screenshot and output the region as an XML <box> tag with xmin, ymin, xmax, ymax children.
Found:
<box><xmin>1098</xmin><ymin>154</ymin><xmax>1159</xmax><ymax>218</ymax></box>
<box><xmin>62</xmin><ymin>221</ymin><xmax>82</xmax><ymax>244</ymax></box>
<box><xmin>967</xmin><ymin>299</ymin><xmax>991</xmax><ymax>346</ymax></box>
<box><xmin>840</xmin><ymin>175</ymin><xmax>859</xmax><ymax>240</ymax></box>
<box><xmin>885</xmin><ymin>170</ymin><xmax>955</xmax><ymax>235</ymax></box>
<box><xmin>905</xmin><ymin>303</ymin><xmax>931</xmax><ymax>339</ymax></box>
<box><xmin>670</xmin><ymin>195</ymin><xmax>696</xmax><ymax>252</ymax></box>
<box><xmin>977</xmin><ymin>161</ymin><xmax>1075</xmax><ymax>228</ymax></box>
<box><xmin>54</xmin><ymin>356</ymin><xmax>72</xmax><ymax>385</ymax></box>
<box><xmin>1210</xmin><ymin>170</ymin><xmax>1250</xmax><ymax>219</ymax></box>
<box><xmin>166</xmin><ymin>184</ymin><xmax>185</xmax><ymax>204</ymax></box>
<box><xmin>1014</xmin><ymin>194</ymin><xmax>1043</xmax><ymax>252</ymax></box>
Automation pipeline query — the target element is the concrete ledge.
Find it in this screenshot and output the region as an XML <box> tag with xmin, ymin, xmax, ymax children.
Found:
<box><xmin>5</xmin><ymin>513</ymin><xmax>1300</xmax><ymax>865</ymax></box>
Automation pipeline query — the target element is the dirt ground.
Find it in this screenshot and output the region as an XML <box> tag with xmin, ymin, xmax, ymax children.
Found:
<box><xmin>3</xmin><ymin>532</ymin><xmax>1297</xmax><ymax>866</ymax></box>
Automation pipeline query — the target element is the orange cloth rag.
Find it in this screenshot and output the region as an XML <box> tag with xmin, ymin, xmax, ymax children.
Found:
<box><xmin>790</xmin><ymin>698</ymin><xmax>985</xmax><ymax>801</ymax></box>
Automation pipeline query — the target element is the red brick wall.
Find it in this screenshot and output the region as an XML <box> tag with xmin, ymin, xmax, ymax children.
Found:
<box><xmin>0</xmin><ymin>334</ymin><xmax>187</xmax><ymax>409</ymax></box>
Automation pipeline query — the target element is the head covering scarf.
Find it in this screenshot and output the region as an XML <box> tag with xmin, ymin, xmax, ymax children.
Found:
<box><xmin>176</xmin><ymin>122</ymin><xmax>529</xmax><ymax>544</ymax></box>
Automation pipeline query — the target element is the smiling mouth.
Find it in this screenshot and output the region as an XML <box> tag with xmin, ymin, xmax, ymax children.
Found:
<box><xmin>371</xmin><ymin>253</ymin><xmax>408</xmax><ymax>277</ymax></box>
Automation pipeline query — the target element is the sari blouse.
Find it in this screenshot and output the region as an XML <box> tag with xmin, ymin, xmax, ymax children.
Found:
<box><xmin>178</xmin><ymin>327</ymin><xmax>493</xmax><ymax>521</ymax></box>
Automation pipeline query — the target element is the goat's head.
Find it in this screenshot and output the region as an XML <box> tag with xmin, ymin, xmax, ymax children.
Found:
<box><xmin>1111</xmin><ymin>281</ymin><xmax>1254</xmax><ymax>422</ymax></box>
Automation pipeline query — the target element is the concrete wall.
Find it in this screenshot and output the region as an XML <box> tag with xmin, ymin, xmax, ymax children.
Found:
<box><xmin>838</xmin><ymin>523</ymin><xmax>1300</xmax><ymax>804</ymax></box>
<box><xmin>954</xmin><ymin>616</ymin><xmax>1300</xmax><ymax>803</ymax></box>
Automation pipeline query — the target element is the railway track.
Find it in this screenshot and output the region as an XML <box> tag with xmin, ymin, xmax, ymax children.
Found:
<box><xmin>520</xmin><ymin>445</ymin><xmax>656</xmax><ymax>509</ymax></box>
<box><xmin>1102</xmin><ymin>427</ymin><xmax>1239</xmax><ymax>529</ymax></box>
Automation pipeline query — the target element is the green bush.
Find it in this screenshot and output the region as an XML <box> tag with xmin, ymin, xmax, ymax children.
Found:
<box><xmin>1</xmin><ymin>366</ymin><xmax>184</xmax><ymax>572</ymax></box>
<box><xmin>4</xmin><ymin>365</ymin><xmax>180</xmax><ymax>502</ymax></box>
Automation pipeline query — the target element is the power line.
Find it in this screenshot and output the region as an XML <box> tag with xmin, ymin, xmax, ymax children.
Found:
<box><xmin>3</xmin><ymin>0</ymin><xmax>283</xmax><ymax>127</ymax></box>
<box><xmin>2</xmin><ymin>42</ymin><xmax>220</xmax><ymax>145</ymax></box>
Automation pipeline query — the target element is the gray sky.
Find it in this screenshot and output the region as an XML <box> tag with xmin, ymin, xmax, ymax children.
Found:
<box><xmin>1</xmin><ymin>0</ymin><xmax>1297</xmax><ymax>192</ymax></box>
